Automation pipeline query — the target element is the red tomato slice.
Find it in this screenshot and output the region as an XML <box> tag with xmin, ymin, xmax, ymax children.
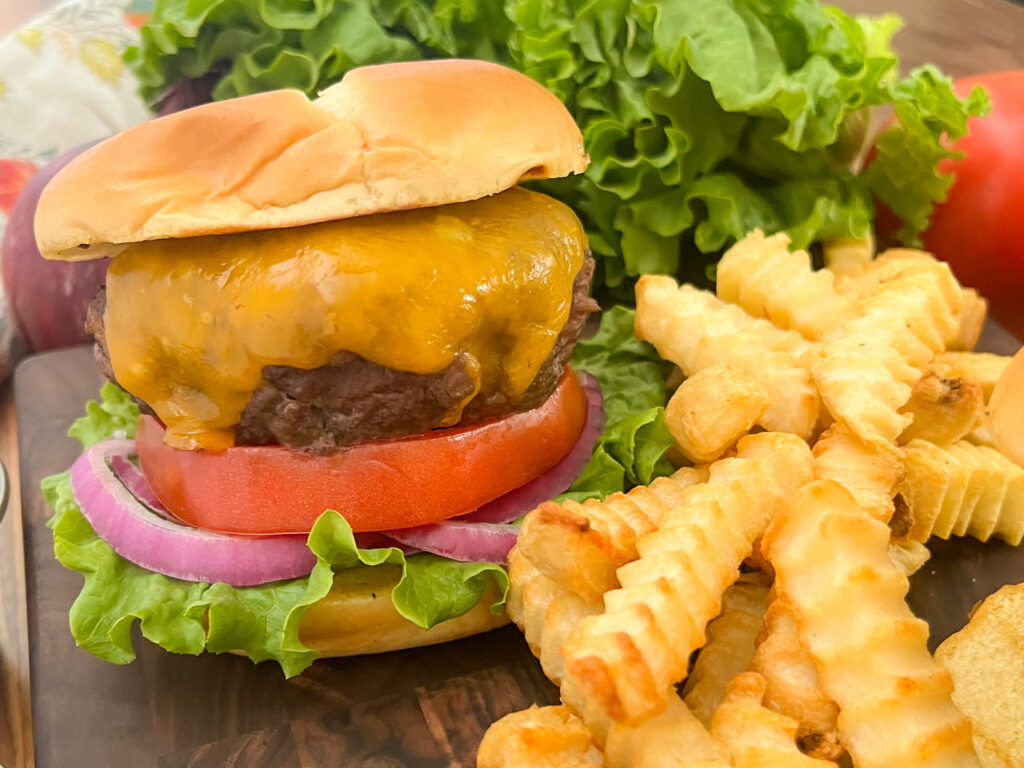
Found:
<box><xmin>136</xmin><ymin>368</ymin><xmax>588</xmax><ymax>535</ymax></box>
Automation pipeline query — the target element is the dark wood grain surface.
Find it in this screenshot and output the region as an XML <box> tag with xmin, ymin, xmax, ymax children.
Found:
<box><xmin>0</xmin><ymin>1</ymin><xmax>1022</xmax><ymax>766</ymax></box>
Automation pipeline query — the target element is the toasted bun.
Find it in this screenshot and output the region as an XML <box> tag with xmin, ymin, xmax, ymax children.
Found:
<box><xmin>986</xmin><ymin>346</ymin><xmax>1024</xmax><ymax>468</ymax></box>
<box><xmin>298</xmin><ymin>562</ymin><xmax>509</xmax><ymax>657</ymax></box>
<box><xmin>36</xmin><ymin>59</ymin><xmax>588</xmax><ymax>262</ymax></box>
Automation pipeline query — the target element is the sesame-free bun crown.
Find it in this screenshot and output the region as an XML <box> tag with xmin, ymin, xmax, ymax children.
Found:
<box><xmin>36</xmin><ymin>59</ymin><xmax>589</xmax><ymax>262</ymax></box>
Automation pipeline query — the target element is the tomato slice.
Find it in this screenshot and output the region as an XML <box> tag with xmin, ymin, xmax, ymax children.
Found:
<box><xmin>136</xmin><ymin>368</ymin><xmax>588</xmax><ymax>535</ymax></box>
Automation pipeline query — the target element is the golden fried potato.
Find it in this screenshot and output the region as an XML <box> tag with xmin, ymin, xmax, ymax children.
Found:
<box><xmin>604</xmin><ymin>693</ymin><xmax>730</xmax><ymax>768</ymax></box>
<box><xmin>812</xmin><ymin>424</ymin><xmax>902</xmax><ymax>523</ymax></box>
<box><xmin>888</xmin><ymin>538</ymin><xmax>931</xmax><ymax>576</ymax></box>
<box><xmin>763</xmin><ymin>480</ymin><xmax>980</xmax><ymax>768</ymax></box>
<box><xmin>709</xmin><ymin>672</ymin><xmax>837</xmax><ymax>768</ymax></box>
<box><xmin>749</xmin><ymin>599</ymin><xmax>842</xmax><ymax>762</ymax></box>
<box><xmin>898</xmin><ymin>372</ymin><xmax>985</xmax><ymax>445</ymax></box>
<box><xmin>936</xmin><ymin>583</ymin><xmax>1024</xmax><ymax>768</ymax></box>
<box><xmin>683</xmin><ymin>572</ymin><xmax>772</xmax><ymax>727</ymax></box>
<box><xmin>476</xmin><ymin>705</ymin><xmax>602</xmax><ymax>768</ymax></box>
<box><xmin>515</xmin><ymin>467</ymin><xmax>707</xmax><ymax>602</ymax></box>
<box><xmin>635</xmin><ymin>275</ymin><xmax>821</xmax><ymax>439</ymax></box>
<box><xmin>898</xmin><ymin>439</ymin><xmax>1024</xmax><ymax>544</ymax></box>
<box><xmin>929</xmin><ymin>351</ymin><xmax>1012</xmax><ymax>402</ymax></box>
<box><xmin>716</xmin><ymin>230</ymin><xmax>858</xmax><ymax>341</ymax></box>
<box><xmin>666</xmin><ymin>364</ymin><xmax>769</xmax><ymax>463</ymax></box>
<box><xmin>560</xmin><ymin>434</ymin><xmax>813</xmax><ymax>728</ymax></box>
<box><xmin>985</xmin><ymin>346</ymin><xmax>1024</xmax><ymax>469</ymax></box>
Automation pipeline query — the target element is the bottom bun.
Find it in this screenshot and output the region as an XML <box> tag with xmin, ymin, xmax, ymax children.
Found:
<box><xmin>298</xmin><ymin>563</ymin><xmax>510</xmax><ymax>657</ymax></box>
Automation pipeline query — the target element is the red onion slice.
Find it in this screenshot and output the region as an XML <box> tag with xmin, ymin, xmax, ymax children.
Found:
<box><xmin>383</xmin><ymin>522</ymin><xmax>519</xmax><ymax>566</ymax></box>
<box><xmin>71</xmin><ymin>439</ymin><xmax>316</xmax><ymax>586</ymax></box>
<box><xmin>455</xmin><ymin>372</ymin><xmax>604</xmax><ymax>525</ymax></box>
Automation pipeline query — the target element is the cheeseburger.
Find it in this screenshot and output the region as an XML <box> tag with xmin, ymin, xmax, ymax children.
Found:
<box><xmin>34</xmin><ymin>60</ymin><xmax>598</xmax><ymax>669</ymax></box>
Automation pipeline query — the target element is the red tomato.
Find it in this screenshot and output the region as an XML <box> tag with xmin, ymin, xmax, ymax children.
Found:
<box><xmin>136</xmin><ymin>369</ymin><xmax>588</xmax><ymax>535</ymax></box>
<box><xmin>921</xmin><ymin>71</ymin><xmax>1024</xmax><ymax>340</ymax></box>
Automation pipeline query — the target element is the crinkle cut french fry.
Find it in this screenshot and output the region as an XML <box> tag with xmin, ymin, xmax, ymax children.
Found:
<box><xmin>506</xmin><ymin>547</ymin><xmax>602</xmax><ymax>686</ymax></box>
<box><xmin>515</xmin><ymin>467</ymin><xmax>707</xmax><ymax>602</ymax></box>
<box><xmin>929</xmin><ymin>351</ymin><xmax>1011</xmax><ymax>402</ymax></box>
<box><xmin>682</xmin><ymin>572</ymin><xmax>771</xmax><ymax>727</ymax></box>
<box><xmin>763</xmin><ymin>480</ymin><xmax>980</xmax><ymax>768</ymax></box>
<box><xmin>476</xmin><ymin>705</ymin><xmax>603</xmax><ymax>768</ymax></box>
<box><xmin>709</xmin><ymin>672</ymin><xmax>838</xmax><ymax>768</ymax></box>
<box><xmin>560</xmin><ymin>433</ymin><xmax>814</xmax><ymax>728</ymax></box>
<box><xmin>716</xmin><ymin>230</ymin><xmax>858</xmax><ymax>342</ymax></box>
<box><xmin>812</xmin><ymin>424</ymin><xmax>902</xmax><ymax>523</ymax></box>
<box><xmin>635</xmin><ymin>275</ymin><xmax>820</xmax><ymax>439</ymax></box>
<box><xmin>666</xmin><ymin>364</ymin><xmax>769</xmax><ymax>463</ymax></box>
<box><xmin>898</xmin><ymin>372</ymin><xmax>984</xmax><ymax>446</ymax></box>
<box><xmin>603</xmin><ymin>693</ymin><xmax>730</xmax><ymax>768</ymax></box>
<box><xmin>898</xmin><ymin>439</ymin><xmax>1024</xmax><ymax>545</ymax></box>
<box><xmin>750</xmin><ymin>598</ymin><xmax>843</xmax><ymax>762</ymax></box>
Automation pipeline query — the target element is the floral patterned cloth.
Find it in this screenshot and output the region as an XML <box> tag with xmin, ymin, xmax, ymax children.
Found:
<box><xmin>0</xmin><ymin>0</ymin><xmax>153</xmax><ymax>379</ymax></box>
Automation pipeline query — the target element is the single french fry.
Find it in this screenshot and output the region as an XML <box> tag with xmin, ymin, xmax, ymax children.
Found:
<box><xmin>750</xmin><ymin>598</ymin><xmax>843</xmax><ymax>762</ymax></box>
<box><xmin>709</xmin><ymin>672</ymin><xmax>838</xmax><ymax>768</ymax></box>
<box><xmin>635</xmin><ymin>275</ymin><xmax>820</xmax><ymax>439</ymax></box>
<box><xmin>898</xmin><ymin>372</ymin><xmax>984</xmax><ymax>445</ymax></box>
<box><xmin>682</xmin><ymin>572</ymin><xmax>772</xmax><ymax>727</ymax></box>
<box><xmin>822</xmin><ymin>235</ymin><xmax>874</xmax><ymax>277</ymax></box>
<box><xmin>476</xmin><ymin>705</ymin><xmax>602</xmax><ymax>768</ymax></box>
<box><xmin>898</xmin><ymin>440</ymin><xmax>1024</xmax><ymax>545</ymax></box>
<box><xmin>665</xmin><ymin>364</ymin><xmax>769</xmax><ymax>463</ymax></box>
<box><xmin>716</xmin><ymin>230</ymin><xmax>858</xmax><ymax>342</ymax></box>
<box><xmin>949</xmin><ymin>288</ymin><xmax>988</xmax><ymax>351</ymax></box>
<box><xmin>763</xmin><ymin>480</ymin><xmax>980</xmax><ymax>768</ymax></box>
<box><xmin>560</xmin><ymin>433</ymin><xmax>814</xmax><ymax>728</ymax></box>
<box><xmin>515</xmin><ymin>467</ymin><xmax>707</xmax><ymax>602</ymax></box>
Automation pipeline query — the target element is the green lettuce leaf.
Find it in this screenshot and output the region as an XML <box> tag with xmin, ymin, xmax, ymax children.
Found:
<box><xmin>564</xmin><ymin>305</ymin><xmax>674</xmax><ymax>500</ymax></box>
<box><xmin>127</xmin><ymin>0</ymin><xmax>985</xmax><ymax>303</ymax></box>
<box><xmin>44</xmin><ymin>386</ymin><xmax>507</xmax><ymax>677</ymax></box>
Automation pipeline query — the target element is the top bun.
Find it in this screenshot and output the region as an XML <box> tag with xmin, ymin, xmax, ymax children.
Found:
<box><xmin>36</xmin><ymin>59</ymin><xmax>589</xmax><ymax>262</ymax></box>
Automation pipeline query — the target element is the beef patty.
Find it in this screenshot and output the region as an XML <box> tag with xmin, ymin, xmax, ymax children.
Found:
<box><xmin>87</xmin><ymin>253</ymin><xmax>598</xmax><ymax>454</ymax></box>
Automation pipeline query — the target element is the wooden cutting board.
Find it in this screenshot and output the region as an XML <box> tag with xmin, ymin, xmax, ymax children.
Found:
<box><xmin>10</xmin><ymin>328</ymin><xmax>1024</xmax><ymax>767</ymax></box>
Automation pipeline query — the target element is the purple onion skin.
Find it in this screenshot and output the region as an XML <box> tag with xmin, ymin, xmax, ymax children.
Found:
<box><xmin>1</xmin><ymin>141</ymin><xmax>108</xmax><ymax>352</ymax></box>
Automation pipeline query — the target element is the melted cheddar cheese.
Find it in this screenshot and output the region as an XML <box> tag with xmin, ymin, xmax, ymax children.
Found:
<box><xmin>104</xmin><ymin>187</ymin><xmax>587</xmax><ymax>450</ymax></box>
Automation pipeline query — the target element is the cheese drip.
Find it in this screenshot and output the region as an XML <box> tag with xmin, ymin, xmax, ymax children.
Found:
<box><xmin>104</xmin><ymin>187</ymin><xmax>586</xmax><ymax>450</ymax></box>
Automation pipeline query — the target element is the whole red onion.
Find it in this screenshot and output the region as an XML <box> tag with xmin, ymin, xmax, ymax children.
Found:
<box><xmin>1</xmin><ymin>142</ymin><xmax>108</xmax><ymax>351</ymax></box>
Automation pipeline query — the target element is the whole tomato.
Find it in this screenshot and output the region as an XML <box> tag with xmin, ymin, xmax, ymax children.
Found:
<box><xmin>921</xmin><ymin>71</ymin><xmax>1024</xmax><ymax>340</ymax></box>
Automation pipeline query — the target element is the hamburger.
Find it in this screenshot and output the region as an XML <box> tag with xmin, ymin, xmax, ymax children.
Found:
<box><xmin>34</xmin><ymin>59</ymin><xmax>599</xmax><ymax>674</ymax></box>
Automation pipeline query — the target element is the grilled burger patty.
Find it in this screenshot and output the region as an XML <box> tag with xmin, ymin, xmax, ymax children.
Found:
<box><xmin>87</xmin><ymin>253</ymin><xmax>597</xmax><ymax>454</ymax></box>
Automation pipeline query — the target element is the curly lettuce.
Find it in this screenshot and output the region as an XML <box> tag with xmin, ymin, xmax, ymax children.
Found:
<box><xmin>126</xmin><ymin>0</ymin><xmax>987</xmax><ymax>302</ymax></box>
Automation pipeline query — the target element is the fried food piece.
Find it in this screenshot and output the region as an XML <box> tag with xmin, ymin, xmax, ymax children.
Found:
<box><xmin>985</xmin><ymin>346</ymin><xmax>1024</xmax><ymax>470</ymax></box>
<box><xmin>812</xmin><ymin>424</ymin><xmax>902</xmax><ymax>523</ymax></box>
<box><xmin>515</xmin><ymin>467</ymin><xmax>707</xmax><ymax>602</ymax></box>
<box><xmin>898</xmin><ymin>439</ymin><xmax>1024</xmax><ymax>545</ymax></box>
<box><xmin>560</xmin><ymin>433</ymin><xmax>814</xmax><ymax>728</ymax></box>
<box><xmin>888</xmin><ymin>538</ymin><xmax>931</xmax><ymax>576</ymax></box>
<box><xmin>716</xmin><ymin>230</ymin><xmax>858</xmax><ymax>342</ymax></box>
<box><xmin>898</xmin><ymin>373</ymin><xmax>984</xmax><ymax>445</ymax></box>
<box><xmin>929</xmin><ymin>352</ymin><xmax>1011</xmax><ymax>403</ymax></box>
<box><xmin>506</xmin><ymin>547</ymin><xmax>602</xmax><ymax>685</ymax></box>
<box><xmin>476</xmin><ymin>705</ymin><xmax>602</xmax><ymax>768</ymax></box>
<box><xmin>682</xmin><ymin>572</ymin><xmax>772</xmax><ymax>727</ymax></box>
<box><xmin>763</xmin><ymin>480</ymin><xmax>980</xmax><ymax>768</ymax></box>
<box><xmin>635</xmin><ymin>275</ymin><xmax>820</xmax><ymax>439</ymax></box>
<box><xmin>750</xmin><ymin>598</ymin><xmax>843</xmax><ymax>762</ymax></box>
<box><xmin>822</xmin><ymin>235</ymin><xmax>874</xmax><ymax>276</ymax></box>
<box><xmin>936</xmin><ymin>583</ymin><xmax>1024</xmax><ymax>768</ymax></box>
<box><xmin>950</xmin><ymin>288</ymin><xmax>988</xmax><ymax>351</ymax></box>
<box><xmin>666</xmin><ymin>364</ymin><xmax>769</xmax><ymax>463</ymax></box>
<box><xmin>710</xmin><ymin>672</ymin><xmax>838</xmax><ymax>768</ymax></box>
<box><xmin>604</xmin><ymin>693</ymin><xmax>730</xmax><ymax>768</ymax></box>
